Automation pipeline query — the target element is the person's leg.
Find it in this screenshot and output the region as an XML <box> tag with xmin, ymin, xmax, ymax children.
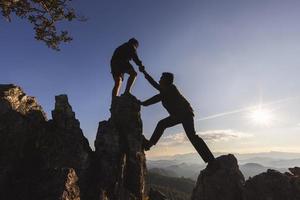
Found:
<box><xmin>111</xmin><ymin>61</ymin><xmax>123</xmax><ymax>97</ymax></box>
<box><xmin>112</xmin><ymin>75</ymin><xmax>123</xmax><ymax>97</ymax></box>
<box><xmin>182</xmin><ymin>116</ymin><xmax>215</xmax><ymax>163</ymax></box>
<box><xmin>148</xmin><ymin>116</ymin><xmax>181</xmax><ymax>148</ymax></box>
<box><xmin>124</xmin><ymin>64</ymin><xmax>137</xmax><ymax>95</ymax></box>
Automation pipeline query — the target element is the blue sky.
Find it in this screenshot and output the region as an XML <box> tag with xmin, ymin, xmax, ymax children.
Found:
<box><xmin>1</xmin><ymin>0</ymin><xmax>300</xmax><ymax>159</ymax></box>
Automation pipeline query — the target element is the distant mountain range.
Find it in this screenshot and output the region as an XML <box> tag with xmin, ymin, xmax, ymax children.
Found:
<box><xmin>147</xmin><ymin>151</ymin><xmax>299</xmax><ymax>180</ymax></box>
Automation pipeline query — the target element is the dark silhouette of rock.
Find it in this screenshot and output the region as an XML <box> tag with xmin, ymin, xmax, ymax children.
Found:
<box><xmin>0</xmin><ymin>84</ymin><xmax>47</xmax><ymax>200</ymax></box>
<box><xmin>0</xmin><ymin>85</ymin><xmax>90</xmax><ymax>200</ymax></box>
<box><xmin>244</xmin><ymin>168</ymin><xmax>300</xmax><ymax>200</ymax></box>
<box><xmin>289</xmin><ymin>167</ymin><xmax>300</xmax><ymax>176</ymax></box>
<box><xmin>0</xmin><ymin>85</ymin><xmax>46</xmax><ymax>171</ymax></box>
<box><xmin>52</xmin><ymin>95</ymin><xmax>80</xmax><ymax>129</ymax></box>
<box><xmin>191</xmin><ymin>154</ymin><xmax>245</xmax><ymax>200</ymax></box>
<box><xmin>39</xmin><ymin>94</ymin><xmax>91</xmax><ymax>169</ymax></box>
<box><xmin>39</xmin><ymin>94</ymin><xmax>92</xmax><ymax>199</ymax></box>
<box><xmin>0</xmin><ymin>85</ymin><xmax>147</xmax><ymax>200</ymax></box>
<box><xmin>192</xmin><ymin>154</ymin><xmax>300</xmax><ymax>200</ymax></box>
<box><xmin>93</xmin><ymin>94</ymin><xmax>147</xmax><ymax>200</ymax></box>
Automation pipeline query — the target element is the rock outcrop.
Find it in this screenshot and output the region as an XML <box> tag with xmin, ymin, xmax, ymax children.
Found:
<box><xmin>0</xmin><ymin>85</ymin><xmax>92</xmax><ymax>200</ymax></box>
<box><xmin>39</xmin><ymin>94</ymin><xmax>91</xmax><ymax>169</ymax></box>
<box><xmin>0</xmin><ymin>85</ymin><xmax>147</xmax><ymax>200</ymax></box>
<box><xmin>192</xmin><ymin>154</ymin><xmax>300</xmax><ymax>200</ymax></box>
<box><xmin>191</xmin><ymin>154</ymin><xmax>245</xmax><ymax>200</ymax></box>
<box><xmin>93</xmin><ymin>94</ymin><xmax>147</xmax><ymax>200</ymax></box>
<box><xmin>0</xmin><ymin>84</ymin><xmax>48</xmax><ymax>200</ymax></box>
<box><xmin>244</xmin><ymin>168</ymin><xmax>300</xmax><ymax>200</ymax></box>
<box><xmin>0</xmin><ymin>84</ymin><xmax>47</xmax><ymax>173</ymax></box>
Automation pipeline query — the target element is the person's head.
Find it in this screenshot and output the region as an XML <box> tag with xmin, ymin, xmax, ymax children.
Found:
<box><xmin>159</xmin><ymin>72</ymin><xmax>174</xmax><ymax>88</ymax></box>
<box><xmin>128</xmin><ymin>38</ymin><xmax>139</xmax><ymax>49</ymax></box>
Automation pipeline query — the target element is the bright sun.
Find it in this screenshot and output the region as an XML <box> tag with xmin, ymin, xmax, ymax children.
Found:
<box><xmin>249</xmin><ymin>107</ymin><xmax>273</xmax><ymax>126</ymax></box>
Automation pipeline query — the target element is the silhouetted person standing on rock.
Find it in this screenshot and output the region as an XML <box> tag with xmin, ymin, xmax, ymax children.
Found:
<box><xmin>111</xmin><ymin>38</ymin><xmax>143</xmax><ymax>97</ymax></box>
<box><xmin>139</xmin><ymin>67</ymin><xmax>215</xmax><ymax>163</ymax></box>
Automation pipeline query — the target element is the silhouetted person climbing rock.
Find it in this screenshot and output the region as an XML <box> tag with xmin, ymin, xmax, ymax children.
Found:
<box><xmin>139</xmin><ymin>67</ymin><xmax>215</xmax><ymax>163</ymax></box>
<box><xmin>111</xmin><ymin>38</ymin><xmax>144</xmax><ymax>97</ymax></box>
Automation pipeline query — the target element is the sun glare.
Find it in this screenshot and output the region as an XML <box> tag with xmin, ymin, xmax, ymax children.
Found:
<box><xmin>249</xmin><ymin>107</ymin><xmax>273</xmax><ymax>126</ymax></box>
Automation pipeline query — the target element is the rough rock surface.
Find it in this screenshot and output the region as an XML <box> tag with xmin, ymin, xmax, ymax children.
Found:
<box><xmin>191</xmin><ymin>154</ymin><xmax>245</xmax><ymax>200</ymax></box>
<box><xmin>39</xmin><ymin>94</ymin><xmax>91</xmax><ymax>169</ymax></box>
<box><xmin>0</xmin><ymin>84</ymin><xmax>46</xmax><ymax>171</ymax></box>
<box><xmin>0</xmin><ymin>85</ymin><xmax>147</xmax><ymax>200</ymax></box>
<box><xmin>94</xmin><ymin>94</ymin><xmax>147</xmax><ymax>200</ymax></box>
<box><xmin>0</xmin><ymin>85</ymin><xmax>90</xmax><ymax>200</ymax></box>
<box><xmin>244</xmin><ymin>168</ymin><xmax>300</xmax><ymax>200</ymax></box>
<box><xmin>0</xmin><ymin>84</ymin><xmax>47</xmax><ymax>199</ymax></box>
<box><xmin>192</xmin><ymin>154</ymin><xmax>300</xmax><ymax>200</ymax></box>
<box><xmin>0</xmin><ymin>84</ymin><xmax>47</xmax><ymax>119</ymax></box>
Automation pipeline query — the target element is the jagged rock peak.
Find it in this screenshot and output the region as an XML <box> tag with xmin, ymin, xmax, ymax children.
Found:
<box><xmin>0</xmin><ymin>84</ymin><xmax>46</xmax><ymax>120</ymax></box>
<box><xmin>192</xmin><ymin>154</ymin><xmax>245</xmax><ymax>200</ymax></box>
<box><xmin>94</xmin><ymin>94</ymin><xmax>146</xmax><ymax>200</ymax></box>
<box><xmin>110</xmin><ymin>94</ymin><xmax>142</xmax><ymax>129</ymax></box>
<box><xmin>52</xmin><ymin>94</ymin><xmax>80</xmax><ymax>129</ymax></box>
<box><xmin>39</xmin><ymin>94</ymin><xmax>91</xmax><ymax>169</ymax></box>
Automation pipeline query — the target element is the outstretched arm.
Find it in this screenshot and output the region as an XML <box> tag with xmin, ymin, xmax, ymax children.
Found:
<box><xmin>141</xmin><ymin>94</ymin><xmax>162</xmax><ymax>106</ymax></box>
<box><xmin>141</xmin><ymin>70</ymin><xmax>161</xmax><ymax>91</ymax></box>
<box><xmin>131</xmin><ymin>47</ymin><xmax>143</xmax><ymax>67</ymax></box>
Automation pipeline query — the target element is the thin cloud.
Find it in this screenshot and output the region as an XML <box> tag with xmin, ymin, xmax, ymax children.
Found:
<box><xmin>198</xmin><ymin>129</ymin><xmax>253</xmax><ymax>141</ymax></box>
<box><xmin>160</xmin><ymin>133</ymin><xmax>189</xmax><ymax>146</ymax></box>
<box><xmin>159</xmin><ymin>129</ymin><xmax>252</xmax><ymax>146</ymax></box>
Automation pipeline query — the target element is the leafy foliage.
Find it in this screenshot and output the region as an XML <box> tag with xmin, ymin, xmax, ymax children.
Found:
<box><xmin>0</xmin><ymin>0</ymin><xmax>77</xmax><ymax>50</ymax></box>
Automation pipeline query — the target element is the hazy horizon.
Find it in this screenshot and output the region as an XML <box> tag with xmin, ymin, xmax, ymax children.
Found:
<box><xmin>146</xmin><ymin>150</ymin><xmax>300</xmax><ymax>160</ymax></box>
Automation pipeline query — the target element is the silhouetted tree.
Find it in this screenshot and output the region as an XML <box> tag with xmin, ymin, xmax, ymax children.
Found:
<box><xmin>0</xmin><ymin>0</ymin><xmax>78</xmax><ymax>50</ymax></box>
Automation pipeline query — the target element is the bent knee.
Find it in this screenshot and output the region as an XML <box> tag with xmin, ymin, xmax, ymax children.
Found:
<box><xmin>157</xmin><ymin>120</ymin><xmax>168</xmax><ymax>128</ymax></box>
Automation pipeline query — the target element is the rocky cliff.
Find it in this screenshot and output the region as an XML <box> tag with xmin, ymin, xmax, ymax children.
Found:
<box><xmin>0</xmin><ymin>85</ymin><xmax>146</xmax><ymax>200</ymax></box>
<box><xmin>192</xmin><ymin>154</ymin><xmax>300</xmax><ymax>200</ymax></box>
<box><xmin>93</xmin><ymin>95</ymin><xmax>146</xmax><ymax>200</ymax></box>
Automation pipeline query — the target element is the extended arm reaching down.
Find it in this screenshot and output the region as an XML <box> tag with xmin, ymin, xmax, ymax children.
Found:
<box><xmin>141</xmin><ymin>94</ymin><xmax>162</xmax><ymax>106</ymax></box>
<box><xmin>142</xmin><ymin>70</ymin><xmax>161</xmax><ymax>91</ymax></box>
